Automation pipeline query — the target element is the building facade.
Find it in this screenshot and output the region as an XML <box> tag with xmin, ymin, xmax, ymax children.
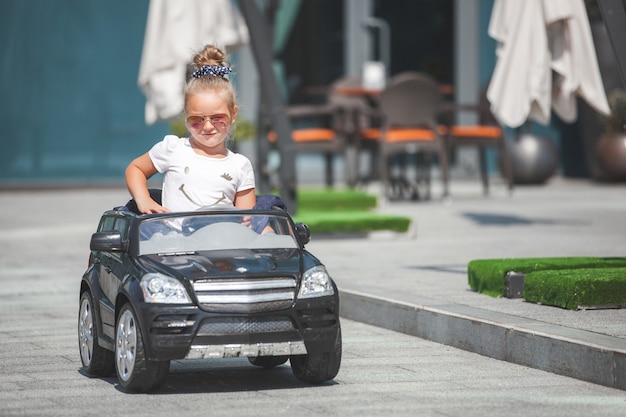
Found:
<box><xmin>1</xmin><ymin>0</ymin><xmax>594</xmax><ymax>186</ymax></box>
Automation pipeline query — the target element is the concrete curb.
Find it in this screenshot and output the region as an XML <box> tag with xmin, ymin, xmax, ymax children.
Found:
<box><xmin>338</xmin><ymin>286</ymin><xmax>626</xmax><ymax>390</ymax></box>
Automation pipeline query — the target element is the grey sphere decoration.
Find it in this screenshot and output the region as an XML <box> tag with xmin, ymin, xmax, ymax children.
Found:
<box><xmin>508</xmin><ymin>134</ymin><xmax>559</xmax><ymax>184</ymax></box>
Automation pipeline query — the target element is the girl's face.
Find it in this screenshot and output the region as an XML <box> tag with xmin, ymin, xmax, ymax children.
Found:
<box><xmin>185</xmin><ymin>91</ymin><xmax>237</xmax><ymax>155</ymax></box>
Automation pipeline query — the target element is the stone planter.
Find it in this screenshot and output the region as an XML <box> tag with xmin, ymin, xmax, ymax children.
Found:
<box><xmin>508</xmin><ymin>134</ymin><xmax>559</xmax><ymax>184</ymax></box>
<box><xmin>596</xmin><ymin>133</ymin><xmax>626</xmax><ymax>181</ymax></box>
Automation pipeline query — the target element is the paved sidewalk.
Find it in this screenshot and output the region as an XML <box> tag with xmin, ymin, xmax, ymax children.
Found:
<box><xmin>304</xmin><ymin>177</ymin><xmax>626</xmax><ymax>390</ymax></box>
<box><xmin>1</xmin><ymin>177</ymin><xmax>624</xmax><ymax>392</ymax></box>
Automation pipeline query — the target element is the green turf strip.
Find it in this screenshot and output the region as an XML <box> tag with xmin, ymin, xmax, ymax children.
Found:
<box><xmin>297</xmin><ymin>189</ymin><xmax>378</xmax><ymax>211</ymax></box>
<box><xmin>467</xmin><ymin>257</ymin><xmax>626</xmax><ymax>310</ymax></box>
<box><xmin>291</xmin><ymin>189</ymin><xmax>411</xmax><ymax>235</ymax></box>
<box><xmin>467</xmin><ymin>257</ymin><xmax>626</xmax><ymax>297</ymax></box>
<box><xmin>524</xmin><ymin>268</ymin><xmax>626</xmax><ymax>310</ymax></box>
<box><xmin>294</xmin><ymin>210</ymin><xmax>411</xmax><ymax>234</ymax></box>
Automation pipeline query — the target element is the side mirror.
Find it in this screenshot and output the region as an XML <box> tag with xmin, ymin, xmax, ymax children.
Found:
<box><xmin>294</xmin><ymin>222</ymin><xmax>311</xmax><ymax>246</ymax></box>
<box><xmin>90</xmin><ymin>231</ymin><xmax>126</xmax><ymax>252</ymax></box>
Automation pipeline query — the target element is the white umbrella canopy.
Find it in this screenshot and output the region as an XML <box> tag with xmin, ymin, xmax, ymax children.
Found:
<box><xmin>486</xmin><ymin>0</ymin><xmax>610</xmax><ymax>129</ymax></box>
<box><xmin>138</xmin><ymin>0</ymin><xmax>249</xmax><ymax>125</ymax></box>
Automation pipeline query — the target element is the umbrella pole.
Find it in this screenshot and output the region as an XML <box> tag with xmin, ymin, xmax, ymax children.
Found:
<box><xmin>239</xmin><ymin>0</ymin><xmax>297</xmax><ymax>214</ymax></box>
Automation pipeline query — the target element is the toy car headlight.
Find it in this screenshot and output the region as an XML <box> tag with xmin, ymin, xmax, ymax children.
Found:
<box><xmin>140</xmin><ymin>273</ymin><xmax>192</xmax><ymax>304</ymax></box>
<box><xmin>298</xmin><ymin>265</ymin><xmax>334</xmax><ymax>299</ymax></box>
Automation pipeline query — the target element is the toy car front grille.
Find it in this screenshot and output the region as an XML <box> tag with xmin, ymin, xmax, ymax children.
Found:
<box><xmin>193</xmin><ymin>277</ymin><xmax>296</xmax><ymax>313</ymax></box>
<box><xmin>196</xmin><ymin>316</ymin><xmax>295</xmax><ymax>336</ymax></box>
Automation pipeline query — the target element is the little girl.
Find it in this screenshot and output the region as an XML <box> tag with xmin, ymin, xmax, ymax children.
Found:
<box><xmin>126</xmin><ymin>44</ymin><xmax>256</xmax><ymax>213</ymax></box>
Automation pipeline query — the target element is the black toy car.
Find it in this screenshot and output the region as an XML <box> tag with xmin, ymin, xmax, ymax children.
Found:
<box><xmin>78</xmin><ymin>202</ymin><xmax>341</xmax><ymax>392</ymax></box>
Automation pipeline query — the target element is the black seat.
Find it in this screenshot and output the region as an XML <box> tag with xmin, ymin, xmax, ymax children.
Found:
<box><xmin>123</xmin><ymin>189</ymin><xmax>162</xmax><ymax>215</ymax></box>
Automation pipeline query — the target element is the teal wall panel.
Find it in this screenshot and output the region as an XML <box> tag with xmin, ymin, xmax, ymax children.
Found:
<box><xmin>0</xmin><ymin>0</ymin><xmax>169</xmax><ymax>184</ymax></box>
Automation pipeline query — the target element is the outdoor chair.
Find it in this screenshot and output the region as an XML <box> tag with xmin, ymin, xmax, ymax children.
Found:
<box><xmin>358</xmin><ymin>72</ymin><xmax>450</xmax><ymax>200</ymax></box>
<box><xmin>443</xmin><ymin>87</ymin><xmax>514</xmax><ymax>194</ymax></box>
<box><xmin>267</xmin><ymin>76</ymin><xmax>375</xmax><ymax>188</ymax></box>
<box><xmin>328</xmin><ymin>75</ymin><xmax>380</xmax><ymax>187</ymax></box>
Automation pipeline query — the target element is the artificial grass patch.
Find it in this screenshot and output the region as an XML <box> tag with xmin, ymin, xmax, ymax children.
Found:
<box><xmin>468</xmin><ymin>257</ymin><xmax>626</xmax><ymax>297</ymax></box>
<box><xmin>297</xmin><ymin>189</ymin><xmax>377</xmax><ymax>211</ymax></box>
<box><xmin>468</xmin><ymin>257</ymin><xmax>626</xmax><ymax>310</ymax></box>
<box><xmin>293</xmin><ymin>189</ymin><xmax>411</xmax><ymax>235</ymax></box>
<box><xmin>294</xmin><ymin>210</ymin><xmax>411</xmax><ymax>234</ymax></box>
<box><xmin>524</xmin><ymin>268</ymin><xmax>626</xmax><ymax>310</ymax></box>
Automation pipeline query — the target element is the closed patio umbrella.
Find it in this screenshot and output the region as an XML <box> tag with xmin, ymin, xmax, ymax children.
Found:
<box><xmin>486</xmin><ymin>0</ymin><xmax>610</xmax><ymax>129</ymax></box>
<box><xmin>138</xmin><ymin>0</ymin><xmax>249</xmax><ymax>125</ymax></box>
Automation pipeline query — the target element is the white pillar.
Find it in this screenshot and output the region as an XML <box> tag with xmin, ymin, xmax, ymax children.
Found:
<box><xmin>345</xmin><ymin>0</ymin><xmax>373</xmax><ymax>76</ymax></box>
<box><xmin>454</xmin><ymin>0</ymin><xmax>480</xmax><ymax>125</ymax></box>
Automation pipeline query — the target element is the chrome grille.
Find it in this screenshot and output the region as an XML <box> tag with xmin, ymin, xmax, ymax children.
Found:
<box><xmin>193</xmin><ymin>277</ymin><xmax>297</xmax><ymax>313</ymax></box>
<box><xmin>197</xmin><ymin>316</ymin><xmax>295</xmax><ymax>336</ymax></box>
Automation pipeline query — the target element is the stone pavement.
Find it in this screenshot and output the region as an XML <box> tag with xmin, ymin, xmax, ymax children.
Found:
<box><xmin>302</xmin><ymin>177</ymin><xmax>626</xmax><ymax>391</ymax></box>
<box><xmin>1</xmin><ymin>176</ymin><xmax>625</xmax><ymax>394</ymax></box>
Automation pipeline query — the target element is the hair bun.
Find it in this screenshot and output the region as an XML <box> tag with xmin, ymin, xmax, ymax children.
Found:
<box><xmin>193</xmin><ymin>44</ymin><xmax>227</xmax><ymax>69</ymax></box>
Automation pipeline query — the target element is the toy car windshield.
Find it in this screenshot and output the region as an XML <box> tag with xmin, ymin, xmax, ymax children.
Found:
<box><xmin>138</xmin><ymin>213</ymin><xmax>299</xmax><ymax>255</ymax></box>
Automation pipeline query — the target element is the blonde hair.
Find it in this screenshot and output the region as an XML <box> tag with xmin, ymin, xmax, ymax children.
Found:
<box><xmin>184</xmin><ymin>44</ymin><xmax>237</xmax><ymax>117</ymax></box>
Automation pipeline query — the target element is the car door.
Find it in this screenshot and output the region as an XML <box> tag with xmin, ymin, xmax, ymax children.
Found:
<box><xmin>97</xmin><ymin>216</ymin><xmax>129</xmax><ymax>336</ymax></box>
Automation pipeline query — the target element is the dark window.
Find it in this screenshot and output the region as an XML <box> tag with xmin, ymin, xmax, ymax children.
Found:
<box><xmin>113</xmin><ymin>218</ymin><xmax>129</xmax><ymax>240</ymax></box>
<box><xmin>373</xmin><ymin>0</ymin><xmax>453</xmax><ymax>84</ymax></box>
<box><xmin>279</xmin><ymin>0</ymin><xmax>453</xmax><ymax>104</ymax></box>
<box><xmin>280</xmin><ymin>0</ymin><xmax>345</xmax><ymax>104</ymax></box>
<box><xmin>99</xmin><ymin>216</ymin><xmax>116</xmax><ymax>232</ymax></box>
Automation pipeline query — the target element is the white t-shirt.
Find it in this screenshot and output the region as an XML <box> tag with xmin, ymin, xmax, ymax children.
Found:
<box><xmin>149</xmin><ymin>135</ymin><xmax>255</xmax><ymax>212</ymax></box>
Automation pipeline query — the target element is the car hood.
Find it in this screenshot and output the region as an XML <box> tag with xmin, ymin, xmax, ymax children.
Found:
<box><xmin>136</xmin><ymin>248</ymin><xmax>303</xmax><ymax>280</ymax></box>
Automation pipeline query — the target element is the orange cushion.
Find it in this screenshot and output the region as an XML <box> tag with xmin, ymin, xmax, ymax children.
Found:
<box><xmin>359</xmin><ymin>128</ymin><xmax>381</xmax><ymax>141</ymax></box>
<box><xmin>449</xmin><ymin>125</ymin><xmax>502</xmax><ymax>138</ymax></box>
<box><xmin>386</xmin><ymin>129</ymin><xmax>435</xmax><ymax>142</ymax></box>
<box><xmin>360</xmin><ymin>127</ymin><xmax>447</xmax><ymax>142</ymax></box>
<box><xmin>268</xmin><ymin>128</ymin><xmax>336</xmax><ymax>143</ymax></box>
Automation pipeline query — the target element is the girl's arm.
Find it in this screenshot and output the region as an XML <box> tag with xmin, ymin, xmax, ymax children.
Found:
<box><xmin>125</xmin><ymin>153</ymin><xmax>169</xmax><ymax>213</ymax></box>
<box><xmin>234</xmin><ymin>188</ymin><xmax>256</xmax><ymax>209</ymax></box>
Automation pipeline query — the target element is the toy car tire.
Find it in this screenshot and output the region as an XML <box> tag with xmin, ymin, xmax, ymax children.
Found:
<box><xmin>290</xmin><ymin>328</ymin><xmax>342</xmax><ymax>384</ymax></box>
<box><xmin>248</xmin><ymin>356</ymin><xmax>289</xmax><ymax>369</ymax></box>
<box><xmin>115</xmin><ymin>303</ymin><xmax>169</xmax><ymax>392</ymax></box>
<box><xmin>78</xmin><ymin>291</ymin><xmax>115</xmax><ymax>376</ymax></box>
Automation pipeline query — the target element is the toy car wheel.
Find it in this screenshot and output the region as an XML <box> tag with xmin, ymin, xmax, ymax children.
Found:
<box><xmin>115</xmin><ymin>303</ymin><xmax>169</xmax><ymax>392</ymax></box>
<box><xmin>248</xmin><ymin>356</ymin><xmax>289</xmax><ymax>369</ymax></box>
<box><xmin>78</xmin><ymin>291</ymin><xmax>114</xmax><ymax>376</ymax></box>
<box><xmin>290</xmin><ymin>328</ymin><xmax>342</xmax><ymax>384</ymax></box>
